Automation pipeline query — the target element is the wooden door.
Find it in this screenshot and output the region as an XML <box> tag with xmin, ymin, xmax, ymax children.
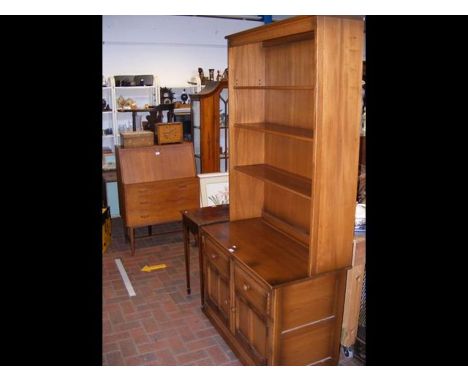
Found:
<box><xmin>204</xmin><ymin>254</ymin><xmax>230</xmax><ymax>326</ymax></box>
<box><xmin>233</xmin><ymin>292</ymin><xmax>269</xmax><ymax>365</ymax></box>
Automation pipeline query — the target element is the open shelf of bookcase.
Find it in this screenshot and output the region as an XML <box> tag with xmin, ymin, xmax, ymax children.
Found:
<box><xmin>234</xmin><ymin>164</ymin><xmax>312</xmax><ymax>199</ymax></box>
<box><xmin>235</xmin><ymin>122</ymin><xmax>313</xmax><ymax>142</ymax></box>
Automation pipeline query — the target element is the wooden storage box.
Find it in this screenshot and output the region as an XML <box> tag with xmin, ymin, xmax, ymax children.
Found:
<box><xmin>155</xmin><ymin>122</ymin><xmax>183</xmax><ymax>145</ymax></box>
<box><xmin>102</xmin><ymin>207</ymin><xmax>111</xmax><ymax>254</ymax></box>
<box><xmin>120</xmin><ymin>131</ymin><xmax>154</xmax><ymax>148</ymax></box>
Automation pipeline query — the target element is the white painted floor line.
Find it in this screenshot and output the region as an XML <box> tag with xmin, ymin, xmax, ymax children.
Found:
<box><xmin>115</xmin><ymin>258</ymin><xmax>136</xmax><ymax>297</ymax></box>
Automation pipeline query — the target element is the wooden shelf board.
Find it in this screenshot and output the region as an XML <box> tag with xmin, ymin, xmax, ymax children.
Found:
<box><xmin>235</xmin><ymin>122</ymin><xmax>313</xmax><ymax>142</ymax></box>
<box><xmin>234</xmin><ymin>85</ymin><xmax>314</xmax><ymax>90</ymax></box>
<box><xmin>234</xmin><ymin>164</ymin><xmax>311</xmax><ymax>199</ymax></box>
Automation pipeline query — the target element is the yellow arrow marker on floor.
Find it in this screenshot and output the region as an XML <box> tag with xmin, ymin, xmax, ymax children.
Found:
<box><xmin>141</xmin><ymin>264</ymin><xmax>167</xmax><ymax>272</ymax></box>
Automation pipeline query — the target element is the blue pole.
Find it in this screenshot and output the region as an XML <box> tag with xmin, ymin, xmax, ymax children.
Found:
<box><xmin>261</xmin><ymin>15</ymin><xmax>273</xmax><ymax>24</ymax></box>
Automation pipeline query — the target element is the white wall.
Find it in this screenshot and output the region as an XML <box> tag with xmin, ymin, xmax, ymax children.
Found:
<box><xmin>102</xmin><ymin>16</ymin><xmax>263</xmax><ymax>88</ymax></box>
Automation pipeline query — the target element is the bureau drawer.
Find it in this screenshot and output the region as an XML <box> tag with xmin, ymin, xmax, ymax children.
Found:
<box><xmin>124</xmin><ymin>178</ymin><xmax>200</xmax><ymax>226</ymax></box>
<box><xmin>204</xmin><ymin>237</ymin><xmax>230</xmax><ymax>279</ymax></box>
<box><xmin>234</xmin><ymin>263</ymin><xmax>270</xmax><ymax>317</ymax></box>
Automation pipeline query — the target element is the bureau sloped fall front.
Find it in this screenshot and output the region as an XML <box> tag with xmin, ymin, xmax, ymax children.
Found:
<box><xmin>199</xmin><ymin>16</ymin><xmax>364</xmax><ymax>366</ymax></box>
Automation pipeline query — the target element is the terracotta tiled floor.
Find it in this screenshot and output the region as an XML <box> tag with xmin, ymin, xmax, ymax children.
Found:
<box><xmin>103</xmin><ymin>217</ymin><xmax>363</xmax><ymax>366</ymax></box>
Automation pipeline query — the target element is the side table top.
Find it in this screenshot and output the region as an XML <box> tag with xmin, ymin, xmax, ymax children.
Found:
<box><xmin>181</xmin><ymin>204</ymin><xmax>229</xmax><ymax>226</ymax></box>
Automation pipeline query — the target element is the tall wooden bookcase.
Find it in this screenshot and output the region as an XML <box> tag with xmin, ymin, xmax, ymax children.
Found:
<box><xmin>200</xmin><ymin>16</ymin><xmax>364</xmax><ymax>366</ymax></box>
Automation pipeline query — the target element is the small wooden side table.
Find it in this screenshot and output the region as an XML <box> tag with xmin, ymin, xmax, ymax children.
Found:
<box><xmin>181</xmin><ymin>205</ymin><xmax>229</xmax><ymax>303</ymax></box>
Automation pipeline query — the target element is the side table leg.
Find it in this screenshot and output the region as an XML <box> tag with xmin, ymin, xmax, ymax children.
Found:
<box><xmin>183</xmin><ymin>219</ymin><xmax>191</xmax><ymax>295</ymax></box>
<box><xmin>129</xmin><ymin>228</ymin><xmax>135</xmax><ymax>256</ymax></box>
<box><xmin>124</xmin><ymin>225</ymin><xmax>130</xmax><ymax>243</ymax></box>
<box><xmin>198</xmin><ymin>231</ymin><xmax>204</xmax><ymax>306</ymax></box>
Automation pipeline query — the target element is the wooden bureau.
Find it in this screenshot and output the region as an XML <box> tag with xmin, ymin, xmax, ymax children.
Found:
<box><xmin>200</xmin><ymin>16</ymin><xmax>364</xmax><ymax>365</ymax></box>
<box><xmin>115</xmin><ymin>142</ymin><xmax>200</xmax><ymax>256</ymax></box>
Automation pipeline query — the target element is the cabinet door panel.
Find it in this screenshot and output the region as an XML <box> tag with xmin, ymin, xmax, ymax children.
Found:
<box><xmin>234</xmin><ymin>294</ymin><xmax>268</xmax><ymax>365</ymax></box>
<box><xmin>205</xmin><ymin>261</ymin><xmax>230</xmax><ymax>325</ymax></box>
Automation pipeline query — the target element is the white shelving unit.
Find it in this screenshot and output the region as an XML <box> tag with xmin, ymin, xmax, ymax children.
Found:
<box><xmin>113</xmin><ymin>76</ymin><xmax>160</xmax><ymax>147</ymax></box>
<box><xmin>102</xmin><ymin>75</ymin><xmax>160</xmax><ymax>152</ymax></box>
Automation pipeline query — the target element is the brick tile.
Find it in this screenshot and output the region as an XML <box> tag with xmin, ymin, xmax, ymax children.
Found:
<box><xmin>195</xmin><ymin>327</ymin><xmax>218</xmax><ymax>339</ymax></box>
<box><xmin>178</xmin><ymin>327</ymin><xmax>197</xmax><ymax>342</ymax></box>
<box><xmin>103</xmin><ymin>319</ymin><xmax>112</xmax><ymax>333</ymax></box>
<box><xmin>125</xmin><ymin>352</ymin><xmax>158</xmax><ymax>366</ymax></box>
<box><xmin>119</xmin><ymin>300</ymin><xmax>136</xmax><ymax>314</ymax></box>
<box><xmin>176</xmin><ymin>349</ymin><xmax>209</xmax><ymax>364</ymax></box>
<box><xmin>124</xmin><ymin>310</ymin><xmax>153</xmax><ymax>322</ymax></box>
<box><xmin>141</xmin><ymin>317</ymin><xmax>159</xmax><ymax>334</ymax></box>
<box><xmin>166</xmin><ymin>336</ymin><xmax>188</xmax><ymax>355</ymax></box>
<box><xmin>119</xmin><ymin>339</ymin><xmax>138</xmax><ymax>358</ymax></box>
<box><xmin>154</xmin><ymin>349</ymin><xmax>178</xmax><ymax>365</ymax></box>
<box><xmin>104</xmin><ymin>350</ymin><xmax>124</xmax><ymax>366</ymax></box>
<box><xmin>206</xmin><ymin>345</ymin><xmax>230</xmax><ymax>364</ymax></box>
<box><xmin>112</xmin><ymin>321</ymin><xmax>142</xmax><ymax>333</ymax></box>
<box><xmin>186</xmin><ymin>358</ymin><xmax>215</xmax><ymax>366</ymax></box>
<box><xmin>131</xmin><ymin>332</ymin><xmax>151</xmax><ymax>346</ymax></box>
<box><xmin>103</xmin><ymin>331</ymin><xmax>131</xmax><ymax>344</ymax></box>
<box><xmin>185</xmin><ymin>337</ymin><xmax>218</xmax><ymax>352</ymax></box>
<box><xmin>103</xmin><ymin>342</ymin><xmax>119</xmax><ymax>354</ymax></box>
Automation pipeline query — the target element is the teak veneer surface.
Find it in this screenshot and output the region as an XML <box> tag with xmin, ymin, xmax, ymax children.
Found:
<box><xmin>234</xmin><ymin>164</ymin><xmax>312</xmax><ymax>199</ymax></box>
<box><xmin>116</xmin><ymin>142</ymin><xmax>196</xmax><ymax>184</ymax></box>
<box><xmin>235</xmin><ymin>122</ymin><xmax>313</xmax><ymax>141</ymax></box>
<box><xmin>202</xmin><ymin>218</ymin><xmax>309</xmax><ymax>286</ymax></box>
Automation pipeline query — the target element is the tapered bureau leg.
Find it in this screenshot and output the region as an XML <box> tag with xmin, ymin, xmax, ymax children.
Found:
<box><xmin>129</xmin><ymin>228</ymin><xmax>135</xmax><ymax>256</ymax></box>
<box><xmin>198</xmin><ymin>231</ymin><xmax>204</xmax><ymax>306</ymax></box>
<box><xmin>183</xmin><ymin>218</ymin><xmax>191</xmax><ymax>294</ymax></box>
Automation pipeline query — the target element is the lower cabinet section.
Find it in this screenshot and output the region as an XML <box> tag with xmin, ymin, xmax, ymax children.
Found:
<box><xmin>201</xmin><ymin>233</ymin><xmax>347</xmax><ymax>366</ymax></box>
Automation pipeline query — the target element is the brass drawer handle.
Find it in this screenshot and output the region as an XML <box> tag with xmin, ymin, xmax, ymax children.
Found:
<box><xmin>243</xmin><ymin>283</ymin><xmax>251</xmax><ymax>292</ymax></box>
<box><xmin>211</xmin><ymin>254</ymin><xmax>218</xmax><ymax>260</ymax></box>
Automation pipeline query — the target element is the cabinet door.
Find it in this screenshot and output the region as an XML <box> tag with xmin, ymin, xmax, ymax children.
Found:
<box><xmin>205</xmin><ymin>256</ymin><xmax>230</xmax><ymax>326</ymax></box>
<box><xmin>234</xmin><ymin>292</ymin><xmax>269</xmax><ymax>365</ymax></box>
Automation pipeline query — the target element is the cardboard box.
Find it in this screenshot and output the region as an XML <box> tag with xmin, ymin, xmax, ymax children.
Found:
<box><xmin>155</xmin><ymin>122</ymin><xmax>183</xmax><ymax>145</ymax></box>
<box><xmin>120</xmin><ymin>131</ymin><xmax>154</xmax><ymax>148</ymax></box>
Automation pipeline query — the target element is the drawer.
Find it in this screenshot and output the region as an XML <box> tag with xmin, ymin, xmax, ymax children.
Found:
<box><xmin>204</xmin><ymin>237</ymin><xmax>230</xmax><ymax>279</ymax></box>
<box><xmin>234</xmin><ymin>263</ymin><xmax>270</xmax><ymax>317</ymax></box>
